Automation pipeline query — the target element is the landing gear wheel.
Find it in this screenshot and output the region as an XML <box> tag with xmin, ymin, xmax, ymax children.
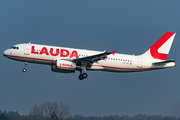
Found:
<box><xmin>78</xmin><ymin>73</ymin><xmax>88</xmax><ymax>80</ymax></box>
<box><xmin>78</xmin><ymin>68</ymin><xmax>88</xmax><ymax>80</ymax></box>
<box><xmin>79</xmin><ymin>74</ymin><xmax>84</xmax><ymax>80</ymax></box>
<box><xmin>22</xmin><ymin>68</ymin><xmax>27</xmax><ymax>72</ymax></box>
<box><xmin>82</xmin><ymin>73</ymin><xmax>88</xmax><ymax>78</ymax></box>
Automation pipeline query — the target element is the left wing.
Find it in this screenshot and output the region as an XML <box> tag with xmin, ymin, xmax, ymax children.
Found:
<box><xmin>72</xmin><ymin>50</ymin><xmax>116</xmax><ymax>66</ymax></box>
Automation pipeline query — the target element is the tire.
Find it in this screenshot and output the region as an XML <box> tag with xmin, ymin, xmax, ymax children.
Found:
<box><xmin>82</xmin><ymin>73</ymin><xmax>88</xmax><ymax>78</ymax></box>
<box><xmin>22</xmin><ymin>68</ymin><xmax>27</xmax><ymax>72</ymax></box>
<box><xmin>79</xmin><ymin>74</ymin><xmax>84</xmax><ymax>80</ymax></box>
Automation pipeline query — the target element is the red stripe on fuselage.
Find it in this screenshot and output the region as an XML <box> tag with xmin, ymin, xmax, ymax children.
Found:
<box><xmin>4</xmin><ymin>54</ymin><xmax>161</xmax><ymax>71</ymax></box>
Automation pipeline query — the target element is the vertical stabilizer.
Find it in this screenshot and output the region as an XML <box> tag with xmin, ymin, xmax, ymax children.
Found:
<box><xmin>142</xmin><ymin>32</ymin><xmax>176</xmax><ymax>60</ymax></box>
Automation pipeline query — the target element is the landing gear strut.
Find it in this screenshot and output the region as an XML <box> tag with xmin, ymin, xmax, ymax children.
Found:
<box><xmin>78</xmin><ymin>69</ymin><xmax>88</xmax><ymax>80</ymax></box>
<box><xmin>22</xmin><ymin>62</ymin><xmax>28</xmax><ymax>72</ymax></box>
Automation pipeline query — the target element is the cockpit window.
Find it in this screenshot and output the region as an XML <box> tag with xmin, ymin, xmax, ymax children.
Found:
<box><xmin>10</xmin><ymin>47</ymin><xmax>19</xmax><ymax>50</ymax></box>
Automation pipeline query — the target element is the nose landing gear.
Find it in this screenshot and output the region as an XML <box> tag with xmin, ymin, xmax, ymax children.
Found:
<box><xmin>22</xmin><ymin>68</ymin><xmax>27</xmax><ymax>72</ymax></box>
<box><xmin>22</xmin><ymin>62</ymin><xmax>27</xmax><ymax>72</ymax></box>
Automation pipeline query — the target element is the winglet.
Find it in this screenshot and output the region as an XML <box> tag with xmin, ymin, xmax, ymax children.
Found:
<box><xmin>111</xmin><ymin>50</ymin><xmax>116</xmax><ymax>55</ymax></box>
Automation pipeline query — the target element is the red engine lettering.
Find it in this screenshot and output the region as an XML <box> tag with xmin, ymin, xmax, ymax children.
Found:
<box><xmin>60</xmin><ymin>63</ymin><xmax>72</xmax><ymax>67</ymax></box>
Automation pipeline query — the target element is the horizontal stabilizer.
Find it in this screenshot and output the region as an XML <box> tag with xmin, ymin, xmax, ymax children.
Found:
<box><xmin>153</xmin><ymin>60</ymin><xmax>175</xmax><ymax>65</ymax></box>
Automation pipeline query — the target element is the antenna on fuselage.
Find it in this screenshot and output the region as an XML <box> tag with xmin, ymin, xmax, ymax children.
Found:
<box><xmin>29</xmin><ymin>42</ymin><xmax>31</xmax><ymax>44</ymax></box>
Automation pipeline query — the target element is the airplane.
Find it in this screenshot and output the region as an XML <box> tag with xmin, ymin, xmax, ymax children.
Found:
<box><xmin>3</xmin><ymin>32</ymin><xmax>176</xmax><ymax>80</ymax></box>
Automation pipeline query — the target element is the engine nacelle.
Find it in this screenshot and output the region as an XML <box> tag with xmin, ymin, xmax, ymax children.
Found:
<box><xmin>51</xmin><ymin>60</ymin><xmax>76</xmax><ymax>73</ymax></box>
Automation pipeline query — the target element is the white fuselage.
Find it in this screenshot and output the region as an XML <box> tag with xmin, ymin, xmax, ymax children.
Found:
<box><xmin>3</xmin><ymin>43</ymin><xmax>175</xmax><ymax>73</ymax></box>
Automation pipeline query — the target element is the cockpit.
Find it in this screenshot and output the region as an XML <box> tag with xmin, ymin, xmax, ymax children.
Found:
<box><xmin>10</xmin><ymin>46</ymin><xmax>19</xmax><ymax>50</ymax></box>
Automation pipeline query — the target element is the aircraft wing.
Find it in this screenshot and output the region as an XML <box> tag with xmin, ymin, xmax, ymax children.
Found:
<box><xmin>72</xmin><ymin>50</ymin><xmax>116</xmax><ymax>65</ymax></box>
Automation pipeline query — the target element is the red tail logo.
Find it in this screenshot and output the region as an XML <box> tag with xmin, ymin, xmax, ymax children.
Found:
<box><xmin>150</xmin><ymin>32</ymin><xmax>175</xmax><ymax>60</ymax></box>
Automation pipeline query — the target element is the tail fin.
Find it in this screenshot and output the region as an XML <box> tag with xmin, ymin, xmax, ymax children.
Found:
<box><xmin>142</xmin><ymin>32</ymin><xmax>176</xmax><ymax>60</ymax></box>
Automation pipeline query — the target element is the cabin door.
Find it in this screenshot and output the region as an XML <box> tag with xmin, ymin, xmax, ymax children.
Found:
<box><xmin>24</xmin><ymin>45</ymin><xmax>30</xmax><ymax>55</ymax></box>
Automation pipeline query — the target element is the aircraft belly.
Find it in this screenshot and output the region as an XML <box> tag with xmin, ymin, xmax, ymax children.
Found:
<box><xmin>91</xmin><ymin>61</ymin><xmax>139</xmax><ymax>72</ymax></box>
<box><xmin>4</xmin><ymin>54</ymin><xmax>54</xmax><ymax>65</ymax></box>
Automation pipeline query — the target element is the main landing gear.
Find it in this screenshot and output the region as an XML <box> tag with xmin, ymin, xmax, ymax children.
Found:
<box><xmin>79</xmin><ymin>73</ymin><xmax>88</xmax><ymax>80</ymax></box>
<box><xmin>22</xmin><ymin>62</ymin><xmax>27</xmax><ymax>72</ymax></box>
<box><xmin>78</xmin><ymin>69</ymin><xmax>88</xmax><ymax>80</ymax></box>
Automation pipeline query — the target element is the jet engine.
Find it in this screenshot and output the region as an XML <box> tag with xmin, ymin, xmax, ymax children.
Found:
<box><xmin>51</xmin><ymin>60</ymin><xmax>76</xmax><ymax>73</ymax></box>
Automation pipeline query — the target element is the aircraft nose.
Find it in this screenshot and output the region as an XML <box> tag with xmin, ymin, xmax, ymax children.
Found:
<box><xmin>3</xmin><ymin>49</ymin><xmax>9</xmax><ymax>57</ymax></box>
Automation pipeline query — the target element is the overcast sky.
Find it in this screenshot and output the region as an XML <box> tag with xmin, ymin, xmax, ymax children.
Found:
<box><xmin>1</xmin><ymin>0</ymin><xmax>180</xmax><ymax>117</ymax></box>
